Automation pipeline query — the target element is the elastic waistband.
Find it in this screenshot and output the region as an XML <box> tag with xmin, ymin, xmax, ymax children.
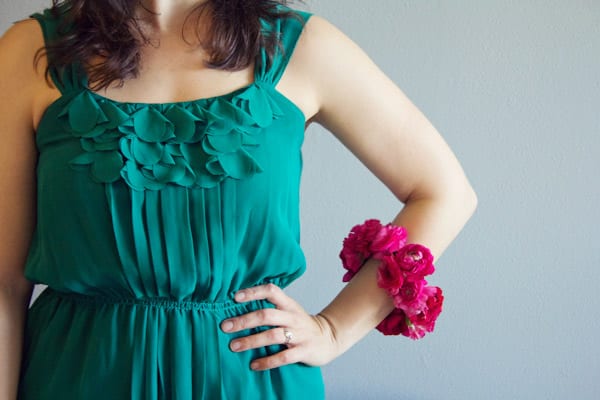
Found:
<box><xmin>43</xmin><ymin>288</ymin><xmax>267</xmax><ymax>312</ymax></box>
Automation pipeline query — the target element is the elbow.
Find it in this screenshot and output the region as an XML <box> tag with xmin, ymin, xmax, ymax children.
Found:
<box><xmin>464</xmin><ymin>184</ymin><xmax>478</xmax><ymax>216</ymax></box>
<box><xmin>436</xmin><ymin>179</ymin><xmax>478</xmax><ymax>222</ymax></box>
<box><xmin>406</xmin><ymin>175</ymin><xmax>478</xmax><ymax>224</ymax></box>
<box><xmin>454</xmin><ymin>182</ymin><xmax>478</xmax><ymax>228</ymax></box>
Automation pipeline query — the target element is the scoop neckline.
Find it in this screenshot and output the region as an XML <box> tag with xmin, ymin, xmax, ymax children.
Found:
<box><xmin>85</xmin><ymin>80</ymin><xmax>262</xmax><ymax>107</ymax></box>
<box><xmin>79</xmin><ymin>40</ymin><xmax>267</xmax><ymax>107</ymax></box>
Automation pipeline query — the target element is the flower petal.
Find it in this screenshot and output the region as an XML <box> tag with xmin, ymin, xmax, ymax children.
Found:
<box><xmin>121</xmin><ymin>161</ymin><xmax>150</xmax><ymax>191</ymax></box>
<box><xmin>179</xmin><ymin>162</ymin><xmax>198</xmax><ymax>187</ymax></box>
<box><xmin>131</xmin><ymin>139</ymin><xmax>164</xmax><ymax>166</ymax></box>
<box><xmin>160</xmin><ymin>150</ymin><xmax>176</xmax><ymax>165</ymax></box>
<box><xmin>69</xmin><ymin>152</ymin><xmax>95</xmax><ymax>166</ymax></box>
<box><xmin>120</xmin><ymin>137</ymin><xmax>133</xmax><ymax>160</ymax></box>
<box><xmin>180</xmin><ymin>142</ymin><xmax>210</xmax><ymax>170</ymax></box>
<box><xmin>166</xmin><ymin>143</ymin><xmax>183</xmax><ymax>157</ymax></box>
<box><xmin>205</xmin><ymin>131</ymin><xmax>242</xmax><ymax>153</ymax></box>
<box><xmin>247</xmin><ymin>87</ymin><xmax>274</xmax><ymax>127</ymax></box>
<box><xmin>205</xmin><ymin>157</ymin><xmax>225</xmax><ymax>176</ymax></box>
<box><xmin>99</xmin><ymin>100</ymin><xmax>131</xmax><ymax>129</ymax></box>
<box><xmin>65</xmin><ymin>92</ymin><xmax>104</xmax><ymax>133</ymax></box>
<box><xmin>133</xmin><ymin>107</ymin><xmax>175</xmax><ymax>142</ymax></box>
<box><xmin>77</xmin><ymin>124</ymin><xmax>107</xmax><ymax>139</ymax></box>
<box><xmin>153</xmin><ymin>160</ymin><xmax>185</xmax><ymax>183</ymax></box>
<box><xmin>218</xmin><ymin>149</ymin><xmax>262</xmax><ymax>179</ymax></box>
<box><xmin>81</xmin><ymin>138</ymin><xmax>117</xmax><ymax>152</ymax></box>
<box><xmin>90</xmin><ymin>151</ymin><xmax>124</xmax><ymax>182</ymax></box>
<box><xmin>165</xmin><ymin>105</ymin><xmax>200</xmax><ymax>142</ymax></box>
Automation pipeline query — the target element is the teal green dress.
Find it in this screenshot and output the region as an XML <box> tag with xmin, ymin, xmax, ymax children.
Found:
<box><xmin>18</xmin><ymin>7</ymin><xmax>325</xmax><ymax>400</ymax></box>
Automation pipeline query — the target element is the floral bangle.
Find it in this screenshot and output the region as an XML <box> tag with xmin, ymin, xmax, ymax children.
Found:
<box><xmin>339</xmin><ymin>219</ymin><xmax>444</xmax><ymax>339</ymax></box>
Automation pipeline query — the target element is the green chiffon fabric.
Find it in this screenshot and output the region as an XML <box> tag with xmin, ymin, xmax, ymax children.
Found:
<box><xmin>18</xmin><ymin>7</ymin><xmax>325</xmax><ymax>400</ymax></box>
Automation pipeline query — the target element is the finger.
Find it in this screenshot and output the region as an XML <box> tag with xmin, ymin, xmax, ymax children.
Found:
<box><xmin>229</xmin><ymin>327</ymin><xmax>292</xmax><ymax>352</ymax></box>
<box><xmin>250</xmin><ymin>348</ymin><xmax>301</xmax><ymax>371</ymax></box>
<box><xmin>221</xmin><ymin>307</ymin><xmax>292</xmax><ymax>333</ymax></box>
<box><xmin>234</xmin><ymin>283</ymin><xmax>296</xmax><ymax>310</ymax></box>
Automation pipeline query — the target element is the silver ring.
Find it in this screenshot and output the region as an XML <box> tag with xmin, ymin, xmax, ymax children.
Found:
<box><xmin>283</xmin><ymin>328</ymin><xmax>294</xmax><ymax>345</ymax></box>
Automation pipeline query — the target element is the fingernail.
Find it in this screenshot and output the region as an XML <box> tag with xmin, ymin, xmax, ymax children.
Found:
<box><xmin>222</xmin><ymin>321</ymin><xmax>233</xmax><ymax>332</ymax></box>
<box><xmin>235</xmin><ymin>291</ymin><xmax>246</xmax><ymax>301</ymax></box>
<box><xmin>230</xmin><ymin>341</ymin><xmax>241</xmax><ymax>351</ymax></box>
<box><xmin>250</xmin><ymin>362</ymin><xmax>259</xmax><ymax>370</ymax></box>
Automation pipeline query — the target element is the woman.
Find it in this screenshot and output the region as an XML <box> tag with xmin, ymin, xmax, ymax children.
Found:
<box><xmin>0</xmin><ymin>0</ymin><xmax>477</xmax><ymax>398</ymax></box>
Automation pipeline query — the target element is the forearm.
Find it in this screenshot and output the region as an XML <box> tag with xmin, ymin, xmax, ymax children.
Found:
<box><xmin>216</xmin><ymin>191</ymin><xmax>476</xmax><ymax>370</ymax></box>
<box><xmin>318</xmin><ymin>191</ymin><xmax>477</xmax><ymax>354</ymax></box>
<box><xmin>0</xmin><ymin>284</ymin><xmax>32</xmax><ymax>399</ymax></box>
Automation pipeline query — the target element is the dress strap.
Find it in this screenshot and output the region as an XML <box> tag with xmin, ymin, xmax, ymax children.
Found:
<box><xmin>256</xmin><ymin>8</ymin><xmax>312</xmax><ymax>86</ymax></box>
<box><xmin>30</xmin><ymin>7</ymin><xmax>82</xmax><ymax>94</ymax></box>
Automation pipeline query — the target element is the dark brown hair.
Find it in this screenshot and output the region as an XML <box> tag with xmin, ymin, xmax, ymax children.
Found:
<box><xmin>42</xmin><ymin>0</ymin><xmax>299</xmax><ymax>90</ymax></box>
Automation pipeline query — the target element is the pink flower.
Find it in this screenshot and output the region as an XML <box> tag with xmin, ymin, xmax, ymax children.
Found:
<box><xmin>339</xmin><ymin>219</ymin><xmax>383</xmax><ymax>281</ymax></box>
<box><xmin>376</xmin><ymin>285</ymin><xmax>443</xmax><ymax>339</ymax></box>
<box><xmin>376</xmin><ymin>256</ymin><xmax>405</xmax><ymax>295</ymax></box>
<box><xmin>340</xmin><ymin>252</ymin><xmax>364</xmax><ymax>282</ymax></box>
<box><xmin>370</xmin><ymin>224</ymin><xmax>407</xmax><ymax>256</ymax></box>
<box><xmin>404</xmin><ymin>286</ymin><xmax>444</xmax><ymax>339</ymax></box>
<box><xmin>404</xmin><ymin>318</ymin><xmax>427</xmax><ymax>340</ymax></box>
<box><xmin>392</xmin><ymin>277</ymin><xmax>427</xmax><ymax>315</ymax></box>
<box><xmin>376</xmin><ymin>308</ymin><xmax>410</xmax><ymax>336</ymax></box>
<box><xmin>339</xmin><ymin>219</ymin><xmax>444</xmax><ymax>340</ymax></box>
<box><xmin>395</xmin><ymin>244</ymin><xmax>435</xmax><ymax>278</ymax></box>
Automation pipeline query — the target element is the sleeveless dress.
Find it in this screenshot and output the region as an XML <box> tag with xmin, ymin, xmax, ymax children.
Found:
<box><xmin>18</xmin><ymin>7</ymin><xmax>325</xmax><ymax>400</ymax></box>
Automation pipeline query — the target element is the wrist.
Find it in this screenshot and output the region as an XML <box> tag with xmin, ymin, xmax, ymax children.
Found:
<box><xmin>339</xmin><ymin>219</ymin><xmax>444</xmax><ymax>339</ymax></box>
<box><xmin>312</xmin><ymin>312</ymin><xmax>345</xmax><ymax>361</ymax></box>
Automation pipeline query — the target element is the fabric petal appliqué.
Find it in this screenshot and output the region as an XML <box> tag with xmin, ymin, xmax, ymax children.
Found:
<box><xmin>63</xmin><ymin>83</ymin><xmax>281</xmax><ymax>190</ymax></box>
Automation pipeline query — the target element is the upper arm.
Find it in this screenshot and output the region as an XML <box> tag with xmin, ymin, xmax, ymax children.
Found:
<box><xmin>288</xmin><ymin>16</ymin><xmax>475</xmax><ymax>203</ymax></box>
<box><xmin>0</xmin><ymin>20</ymin><xmax>45</xmax><ymax>292</ymax></box>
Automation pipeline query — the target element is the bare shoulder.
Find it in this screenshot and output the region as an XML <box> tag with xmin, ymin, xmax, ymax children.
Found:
<box><xmin>1</xmin><ymin>17</ymin><xmax>43</xmax><ymax>39</ymax></box>
<box><xmin>293</xmin><ymin>15</ymin><xmax>353</xmax><ymax>57</ymax></box>
<box><xmin>277</xmin><ymin>15</ymin><xmax>357</xmax><ymax>122</ymax></box>
<box><xmin>299</xmin><ymin>15</ymin><xmax>354</xmax><ymax>49</ymax></box>
<box><xmin>0</xmin><ymin>18</ymin><xmax>46</xmax><ymax>70</ymax></box>
<box><xmin>289</xmin><ymin>15</ymin><xmax>360</xmax><ymax>76</ymax></box>
<box><xmin>0</xmin><ymin>18</ymin><xmax>58</xmax><ymax>131</ymax></box>
<box><xmin>282</xmin><ymin>14</ymin><xmax>391</xmax><ymax>124</ymax></box>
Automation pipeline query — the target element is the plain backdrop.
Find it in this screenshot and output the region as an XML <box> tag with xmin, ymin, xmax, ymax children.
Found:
<box><xmin>1</xmin><ymin>1</ymin><xmax>599</xmax><ymax>399</ymax></box>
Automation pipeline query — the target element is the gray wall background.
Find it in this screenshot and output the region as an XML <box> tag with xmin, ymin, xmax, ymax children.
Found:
<box><xmin>2</xmin><ymin>0</ymin><xmax>599</xmax><ymax>399</ymax></box>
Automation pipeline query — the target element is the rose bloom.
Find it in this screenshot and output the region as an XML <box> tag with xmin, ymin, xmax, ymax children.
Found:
<box><xmin>376</xmin><ymin>308</ymin><xmax>410</xmax><ymax>336</ymax></box>
<box><xmin>339</xmin><ymin>219</ymin><xmax>383</xmax><ymax>280</ymax></box>
<box><xmin>395</xmin><ymin>243</ymin><xmax>435</xmax><ymax>278</ymax></box>
<box><xmin>370</xmin><ymin>223</ymin><xmax>407</xmax><ymax>255</ymax></box>
<box><xmin>406</xmin><ymin>286</ymin><xmax>444</xmax><ymax>339</ymax></box>
<box><xmin>376</xmin><ymin>256</ymin><xmax>405</xmax><ymax>295</ymax></box>
<box><xmin>392</xmin><ymin>277</ymin><xmax>427</xmax><ymax>315</ymax></box>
